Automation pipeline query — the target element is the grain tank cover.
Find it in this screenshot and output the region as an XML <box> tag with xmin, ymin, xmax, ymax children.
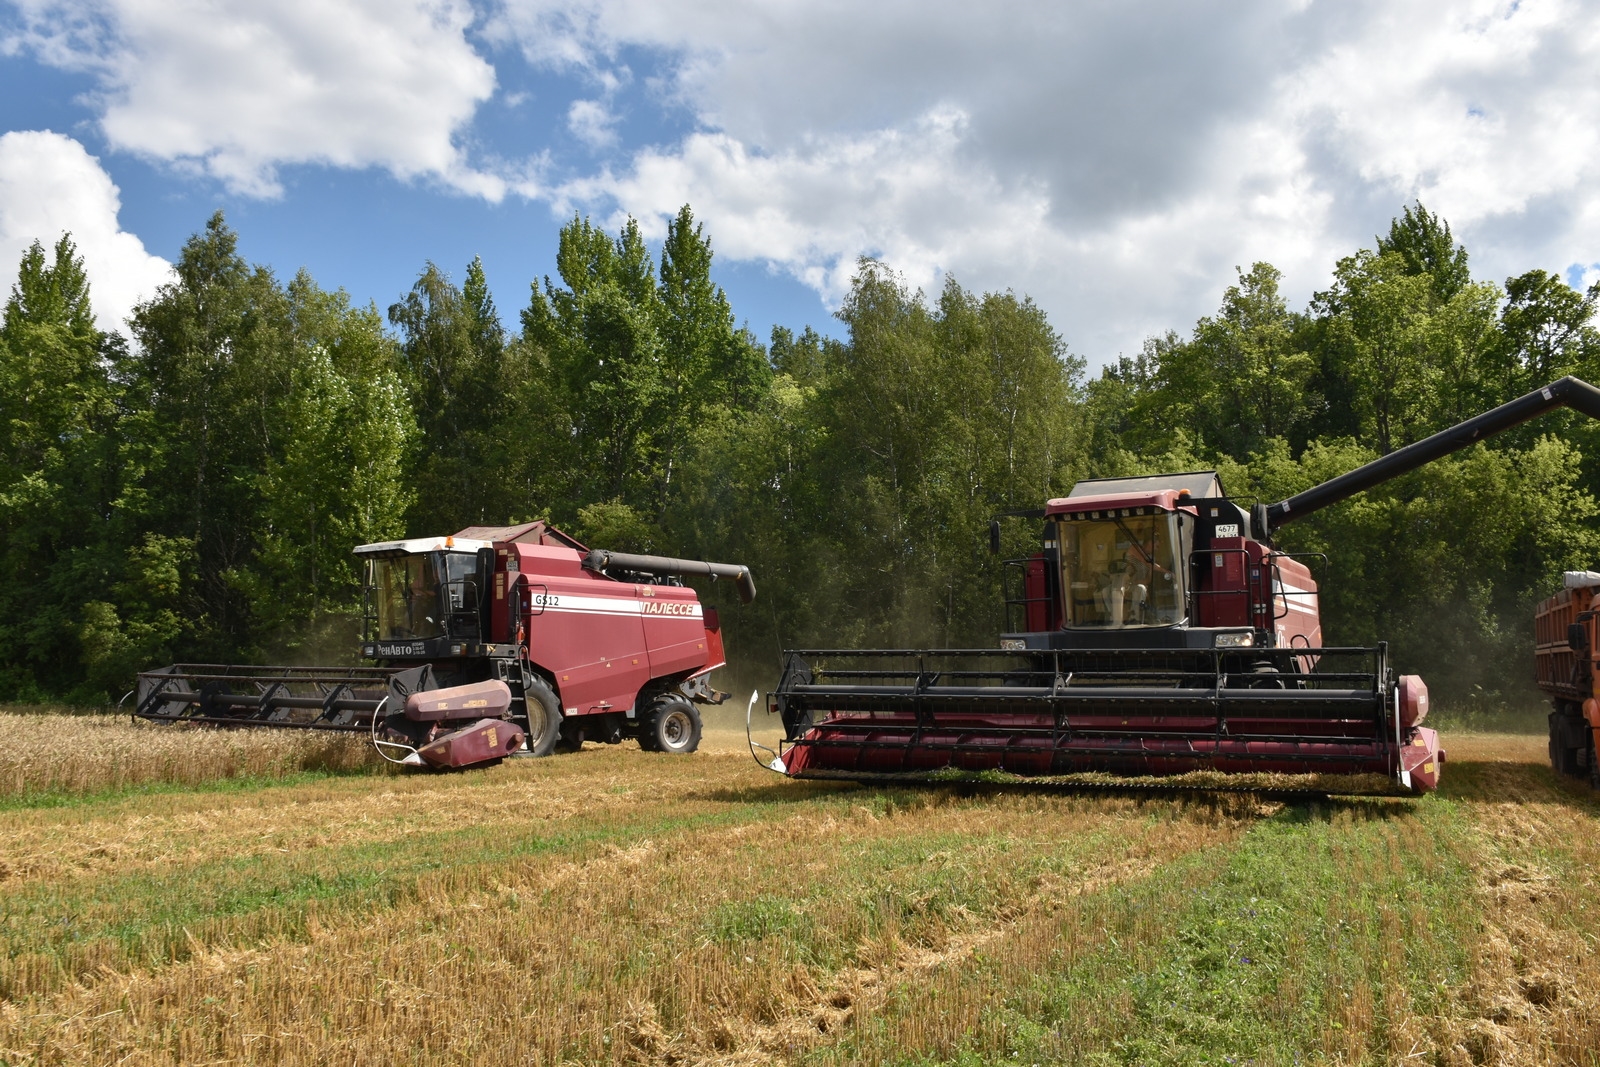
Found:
<box><xmin>1065</xmin><ymin>471</ymin><xmax>1224</xmax><ymax>500</ymax></box>
<box><xmin>453</xmin><ymin>520</ymin><xmax>586</xmax><ymax>550</ymax></box>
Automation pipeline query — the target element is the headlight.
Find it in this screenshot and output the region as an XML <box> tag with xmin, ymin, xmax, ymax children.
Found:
<box><xmin>1215</xmin><ymin>632</ymin><xmax>1254</xmax><ymax>648</ymax></box>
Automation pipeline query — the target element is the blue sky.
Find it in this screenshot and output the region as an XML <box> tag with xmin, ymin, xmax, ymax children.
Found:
<box><xmin>2</xmin><ymin>0</ymin><xmax>1599</xmax><ymax>367</ymax></box>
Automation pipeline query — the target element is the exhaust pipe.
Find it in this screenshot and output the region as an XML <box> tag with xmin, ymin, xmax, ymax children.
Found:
<box><xmin>584</xmin><ymin>549</ymin><xmax>756</xmax><ymax>604</ymax></box>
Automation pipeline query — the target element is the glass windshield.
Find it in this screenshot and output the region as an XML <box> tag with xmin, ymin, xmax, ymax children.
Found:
<box><xmin>370</xmin><ymin>551</ymin><xmax>481</xmax><ymax>640</ymax></box>
<box><xmin>372</xmin><ymin>553</ymin><xmax>445</xmax><ymax>640</ymax></box>
<box><xmin>1061</xmin><ymin>512</ymin><xmax>1185</xmax><ymax>627</ymax></box>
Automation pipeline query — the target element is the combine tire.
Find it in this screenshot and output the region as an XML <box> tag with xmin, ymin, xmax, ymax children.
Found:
<box><xmin>522</xmin><ymin>676</ymin><xmax>562</xmax><ymax>757</ymax></box>
<box><xmin>641</xmin><ymin>696</ymin><xmax>702</xmax><ymax>755</ymax></box>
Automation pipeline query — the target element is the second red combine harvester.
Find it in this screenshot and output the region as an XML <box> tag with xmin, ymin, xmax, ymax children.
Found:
<box><xmin>136</xmin><ymin>521</ymin><xmax>754</xmax><ymax>770</ymax></box>
<box><xmin>770</xmin><ymin>377</ymin><xmax>1600</xmax><ymax>795</ymax></box>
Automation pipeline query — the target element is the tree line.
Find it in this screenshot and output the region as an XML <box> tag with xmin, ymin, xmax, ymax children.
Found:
<box><xmin>1</xmin><ymin>204</ymin><xmax>1596</xmax><ymax>707</ymax></box>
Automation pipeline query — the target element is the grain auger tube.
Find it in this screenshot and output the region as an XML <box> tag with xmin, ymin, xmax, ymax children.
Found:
<box><xmin>136</xmin><ymin>520</ymin><xmax>753</xmax><ymax>770</ymax></box>
<box><xmin>767</xmin><ymin>377</ymin><xmax>1600</xmax><ymax>795</ymax></box>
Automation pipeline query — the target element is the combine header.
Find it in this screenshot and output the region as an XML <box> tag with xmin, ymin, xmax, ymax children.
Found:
<box><xmin>770</xmin><ymin>377</ymin><xmax>1600</xmax><ymax>794</ymax></box>
<box><xmin>137</xmin><ymin>522</ymin><xmax>754</xmax><ymax>770</ymax></box>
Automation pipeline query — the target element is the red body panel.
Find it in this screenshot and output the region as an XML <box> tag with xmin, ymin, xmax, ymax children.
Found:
<box><xmin>700</xmin><ymin>608</ymin><xmax>726</xmax><ymax>676</ymax></box>
<box><xmin>404</xmin><ymin>679</ymin><xmax>512</xmax><ymax>722</ymax></box>
<box><xmin>1396</xmin><ymin>675</ymin><xmax>1429</xmax><ymax>728</ymax></box>
<box><xmin>780</xmin><ymin>694</ymin><xmax>1437</xmax><ymax>791</ymax></box>
<box><xmin>1046</xmin><ymin>489</ymin><xmax>1199</xmax><ymax>516</ymax></box>
<box><xmin>1020</xmin><ymin>557</ymin><xmax>1055</xmax><ymax>632</ymax></box>
<box><xmin>1194</xmin><ymin>537</ymin><xmax>1321</xmax><ymax>645</ymax></box>
<box><xmin>1266</xmin><ymin>552</ymin><xmax>1321</xmax><ymax>648</ymax></box>
<box><xmin>783</xmin><ymin>720</ymin><xmax>1403</xmax><ymax>779</ymax></box>
<box><xmin>1399</xmin><ymin>726</ymin><xmax>1443</xmax><ymax>793</ymax></box>
<box><xmin>417</xmin><ymin>717</ymin><xmax>526</xmax><ymax>768</ymax></box>
<box><xmin>489</xmin><ymin>542</ymin><xmax>722</xmax><ymax>718</ymax></box>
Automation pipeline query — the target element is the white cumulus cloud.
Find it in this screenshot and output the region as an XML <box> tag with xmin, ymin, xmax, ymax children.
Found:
<box><xmin>497</xmin><ymin>0</ymin><xmax>1600</xmax><ymax>360</ymax></box>
<box><xmin>0</xmin><ymin>130</ymin><xmax>170</xmax><ymax>333</ymax></box>
<box><xmin>567</xmin><ymin>99</ymin><xmax>618</xmax><ymax>149</ymax></box>
<box><xmin>6</xmin><ymin>0</ymin><xmax>503</xmax><ymax>199</ymax></box>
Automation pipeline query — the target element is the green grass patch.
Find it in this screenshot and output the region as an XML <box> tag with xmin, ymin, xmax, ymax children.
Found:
<box><xmin>0</xmin><ymin>780</ymin><xmax>867</xmax><ymax>996</ymax></box>
<box><xmin>819</xmin><ymin>796</ymin><xmax>1478</xmax><ymax>1066</ymax></box>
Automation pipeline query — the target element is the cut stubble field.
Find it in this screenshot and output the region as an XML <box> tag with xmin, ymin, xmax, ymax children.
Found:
<box><xmin>0</xmin><ymin>715</ymin><xmax>1596</xmax><ymax>1066</ymax></box>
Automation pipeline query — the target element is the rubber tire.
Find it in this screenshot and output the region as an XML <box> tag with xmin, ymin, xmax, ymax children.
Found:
<box><xmin>1589</xmin><ymin>726</ymin><xmax>1599</xmax><ymax>791</ymax></box>
<box><xmin>554</xmin><ymin>719</ymin><xmax>584</xmax><ymax>754</ymax></box>
<box><xmin>643</xmin><ymin>696</ymin><xmax>702</xmax><ymax>755</ymax></box>
<box><xmin>522</xmin><ymin>676</ymin><xmax>562</xmax><ymax>757</ymax></box>
<box><xmin>1550</xmin><ymin>706</ymin><xmax>1585</xmax><ymax>778</ymax></box>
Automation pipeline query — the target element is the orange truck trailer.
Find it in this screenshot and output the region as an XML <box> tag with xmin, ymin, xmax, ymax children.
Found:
<box><xmin>1536</xmin><ymin>570</ymin><xmax>1600</xmax><ymax>785</ymax></box>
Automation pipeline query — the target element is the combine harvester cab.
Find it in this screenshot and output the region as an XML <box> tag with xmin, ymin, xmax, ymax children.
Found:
<box><xmin>137</xmin><ymin>521</ymin><xmax>754</xmax><ymax>770</ymax></box>
<box><xmin>771</xmin><ymin>376</ymin><xmax>1600</xmax><ymax>796</ymax></box>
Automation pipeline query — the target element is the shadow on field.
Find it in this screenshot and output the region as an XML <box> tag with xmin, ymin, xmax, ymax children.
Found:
<box><xmin>1439</xmin><ymin>756</ymin><xmax>1600</xmax><ymax>810</ymax></box>
<box><xmin>694</xmin><ymin>775</ymin><xmax>1390</xmax><ymax>827</ymax></box>
<box><xmin>690</xmin><ymin>780</ymin><xmax>861</xmax><ymax>805</ymax></box>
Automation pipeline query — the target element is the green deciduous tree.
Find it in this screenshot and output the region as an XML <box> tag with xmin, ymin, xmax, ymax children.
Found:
<box><xmin>0</xmin><ymin>235</ymin><xmax>123</xmax><ymax>697</ymax></box>
<box><xmin>389</xmin><ymin>257</ymin><xmax>508</xmax><ymax>533</ymax></box>
<box><xmin>1310</xmin><ymin>249</ymin><xmax>1500</xmax><ymax>451</ymax></box>
<box><xmin>247</xmin><ymin>275</ymin><xmax>416</xmax><ymax>652</ymax></box>
<box><xmin>678</xmin><ymin>262</ymin><xmax>1086</xmax><ymax>662</ymax></box>
<box><xmin>1377</xmin><ymin>202</ymin><xmax>1472</xmax><ymax>302</ymax></box>
<box><xmin>517</xmin><ymin>207</ymin><xmax>770</xmax><ymax>527</ymax></box>
<box><xmin>5</xmin><ymin>199</ymin><xmax>1600</xmax><ymax>718</ymax></box>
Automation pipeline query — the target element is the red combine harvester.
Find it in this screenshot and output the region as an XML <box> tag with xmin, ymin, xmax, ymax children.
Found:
<box><xmin>769</xmin><ymin>377</ymin><xmax>1600</xmax><ymax>795</ymax></box>
<box><xmin>136</xmin><ymin>521</ymin><xmax>754</xmax><ymax>770</ymax></box>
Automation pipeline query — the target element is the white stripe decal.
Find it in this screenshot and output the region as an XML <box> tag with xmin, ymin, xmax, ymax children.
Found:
<box><xmin>534</xmin><ymin>593</ymin><xmax>703</xmax><ymax>620</ymax></box>
<box><xmin>1274</xmin><ymin>582</ymin><xmax>1319</xmax><ymax>616</ymax></box>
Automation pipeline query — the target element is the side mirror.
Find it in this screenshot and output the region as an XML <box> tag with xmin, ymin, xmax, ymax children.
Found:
<box><xmin>1569</xmin><ymin>622</ymin><xmax>1589</xmax><ymax>653</ymax></box>
<box><xmin>988</xmin><ymin>520</ymin><xmax>1001</xmax><ymax>555</ymax></box>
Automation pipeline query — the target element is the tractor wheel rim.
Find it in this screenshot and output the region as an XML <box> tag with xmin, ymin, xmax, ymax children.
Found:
<box><xmin>662</xmin><ymin>710</ymin><xmax>689</xmax><ymax>748</ymax></box>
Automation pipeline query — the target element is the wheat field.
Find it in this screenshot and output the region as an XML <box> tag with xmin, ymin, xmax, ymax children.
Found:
<box><xmin>0</xmin><ymin>712</ymin><xmax>1595</xmax><ymax>1066</ymax></box>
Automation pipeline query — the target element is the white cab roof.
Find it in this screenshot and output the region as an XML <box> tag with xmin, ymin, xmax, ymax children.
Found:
<box><xmin>353</xmin><ymin>537</ymin><xmax>493</xmax><ymax>558</ymax></box>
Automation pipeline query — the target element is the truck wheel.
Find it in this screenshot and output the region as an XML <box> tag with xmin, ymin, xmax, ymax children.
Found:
<box><xmin>522</xmin><ymin>676</ymin><xmax>562</xmax><ymax>757</ymax></box>
<box><xmin>1550</xmin><ymin>705</ymin><xmax>1586</xmax><ymax>778</ymax></box>
<box><xmin>643</xmin><ymin>696</ymin><xmax>702</xmax><ymax>755</ymax></box>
